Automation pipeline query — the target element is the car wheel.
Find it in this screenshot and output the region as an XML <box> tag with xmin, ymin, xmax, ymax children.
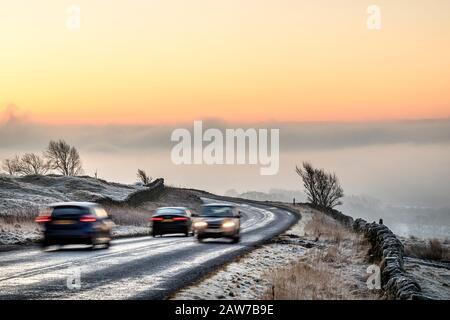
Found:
<box><xmin>90</xmin><ymin>234</ymin><xmax>99</xmax><ymax>249</ymax></box>
<box><xmin>231</xmin><ymin>235</ymin><xmax>240</xmax><ymax>244</ymax></box>
<box><xmin>197</xmin><ymin>236</ymin><xmax>204</xmax><ymax>243</ymax></box>
<box><xmin>41</xmin><ymin>239</ymin><xmax>49</xmax><ymax>248</ymax></box>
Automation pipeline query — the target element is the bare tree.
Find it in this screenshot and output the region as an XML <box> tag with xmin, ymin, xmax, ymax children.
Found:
<box><xmin>296</xmin><ymin>162</ymin><xmax>318</xmax><ymax>205</ymax></box>
<box><xmin>19</xmin><ymin>153</ymin><xmax>49</xmax><ymax>175</ymax></box>
<box><xmin>296</xmin><ymin>162</ymin><xmax>344</xmax><ymax>209</ymax></box>
<box><xmin>1</xmin><ymin>155</ymin><xmax>21</xmax><ymax>175</ymax></box>
<box><xmin>45</xmin><ymin>140</ymin><xmax>83</xmax><ymax>176</ymax></box>
<box><xmin>137</xmin><ymin>169</ymin><xmax>151</xmax><ymax>185</ymax></box>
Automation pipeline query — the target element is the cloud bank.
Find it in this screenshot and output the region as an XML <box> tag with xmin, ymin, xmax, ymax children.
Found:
<box><xmin>1</xmin><ymin>107</ymin><xmax>449</xmax><ymax>154</ymax></box>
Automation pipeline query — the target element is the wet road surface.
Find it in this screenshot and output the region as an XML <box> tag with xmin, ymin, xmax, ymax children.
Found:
<box><xmin>0</xmin><ymin>198</ymin><xmax>297</xmax><ymax>300</ymax></box>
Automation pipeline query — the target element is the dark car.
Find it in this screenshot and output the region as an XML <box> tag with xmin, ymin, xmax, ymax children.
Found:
<box><xmin>35</xmin><ymin>202</ymin><xmax>114</xmax><ymax>249</ymax></box>
<box><xmin>150</xmin><ymin>207</ymin><xmax>193</xmax><ymax>237</ymax></box>
<box><xmin>193</xmin><ymin>204</ymin><xmax>241</xmax><ymax>243</ymax></box>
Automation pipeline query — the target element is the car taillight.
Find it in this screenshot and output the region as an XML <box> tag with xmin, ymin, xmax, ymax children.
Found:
<box><xmin>173</xmin><ymin>217</ymin><xmax>188</xmax><ymax>221</ymax></box>
<box><xmin>149</xmin><ymin>217</ymin><xmax>163</xmax><ymax>221</ymax></box>
<box><xmin>35</xmin><ymin>215</ymin><xmax>51</xmax><ymax>223</ymax></box>
<box><xmin>79</xmin><ymin>215</ymin><xmax>97</xmax><ymax>222</ymax></box>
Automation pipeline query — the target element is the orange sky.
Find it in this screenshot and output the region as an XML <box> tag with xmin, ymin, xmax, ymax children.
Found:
<box><xmin>1</xmin><ymin>0</ymin><xmax>450</xmax><ymax>125</ymax></box>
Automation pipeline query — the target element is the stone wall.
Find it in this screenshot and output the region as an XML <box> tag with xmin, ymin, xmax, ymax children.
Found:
<box><xmin>96</xmin><ymin>178</ymin><xmax>165</xmax><ymax>207</ymax></box>
<box><xmin>353</xmin><ymin>218</ymin><xmax>426</xmax><ymax>300</ymax></box>
<box><xmin>306</xmin><ymin>203</ymin><xmax>354</xmax><ymax>227</ymax></box>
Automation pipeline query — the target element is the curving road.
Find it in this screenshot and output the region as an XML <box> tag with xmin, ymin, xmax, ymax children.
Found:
<box><xmin>0</xmin><ymin>198</ymin><xmax>297</xmax><ymax>300</ymax></box>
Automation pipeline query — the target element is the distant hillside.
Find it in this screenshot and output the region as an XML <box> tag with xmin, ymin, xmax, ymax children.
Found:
<box><xmin>224</xmin><ymin>188</ymin><xmax>306</xmax><ymax>203</ymax></box>
<box><xmin>341</xmin><ymin>194</ymin><xmax>450</xmax><ymax>238</ymax></box>
<box><xmin>224</xmin><ymin>188</ymin><xmax>450</xmax><ymax>238</ymax></box>
<box><xmin>0</xmin><ymin>174</ymin><xmax>145</xmax><ymax>214</ymax></box>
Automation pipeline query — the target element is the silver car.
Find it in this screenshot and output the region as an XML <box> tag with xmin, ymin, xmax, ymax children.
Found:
<box><xmin>192</xmin><ymin>203</ymin><xmax>241</xmax><ymax>243</ymax></box>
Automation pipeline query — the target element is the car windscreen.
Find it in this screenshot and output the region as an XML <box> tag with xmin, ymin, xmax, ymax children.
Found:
<box><xmin>52</xmin><ymin>206</ymin><xmax>87</xmax><ymax>217</ymax></box>
<box><xmin>154</xmin><ymin>208</ymin><xmax>186</xmax><ymax>216</ymax></box>
<box><xmin>200</xmin><ymin>206</ymin><xmax>234</xmax><ymax>217</ymax></box>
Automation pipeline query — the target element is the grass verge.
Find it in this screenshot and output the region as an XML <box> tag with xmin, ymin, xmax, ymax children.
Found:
<box><xmin>261</xmin><ymin>211</ymin><xmax>379</xmax><ymax>300</ymax></box>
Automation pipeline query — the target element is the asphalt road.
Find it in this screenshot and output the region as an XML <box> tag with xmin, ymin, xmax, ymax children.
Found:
<box><xmin>0</xmin><ymin>198</ymin><xmax>297</xmax><ymax>300</ymax></box>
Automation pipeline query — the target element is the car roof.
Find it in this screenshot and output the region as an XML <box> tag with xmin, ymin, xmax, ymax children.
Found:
<box><xmin>201</xmin><ymin>203</ymin><xmax>235</xmax><ymax>207</ymax></box>
<box><xmin>49</xmin><ymin>202</ymin><xmax>100</xmax><ymax>208</ymax></box>
<box><xmin>156</xmin><ymin>207</ymin><xmax>187</xmax><ymax>210</ymax></box>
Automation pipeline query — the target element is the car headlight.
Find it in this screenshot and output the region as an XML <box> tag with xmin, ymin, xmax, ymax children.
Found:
<box><xmin>193</xmin><ymin>221</ymin><xmax>208</xmax><ymax>229</ymax></box>
<box><xmin>222</xmin><ymin>221</ymin><xmax>236</xmax><ymax>229</ymax></box>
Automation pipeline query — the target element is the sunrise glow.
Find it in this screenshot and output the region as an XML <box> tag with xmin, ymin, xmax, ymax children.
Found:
<box><xmin>1</xmin><ymin>0</ymin><xmax>450</xmax><ymax>124</ymax></box>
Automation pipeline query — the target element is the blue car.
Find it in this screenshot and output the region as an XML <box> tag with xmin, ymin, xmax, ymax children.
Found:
<box><xmin>35</xmin><ymin>202</ymin><xmax>114</xmax><ymax>249</ymax></box>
